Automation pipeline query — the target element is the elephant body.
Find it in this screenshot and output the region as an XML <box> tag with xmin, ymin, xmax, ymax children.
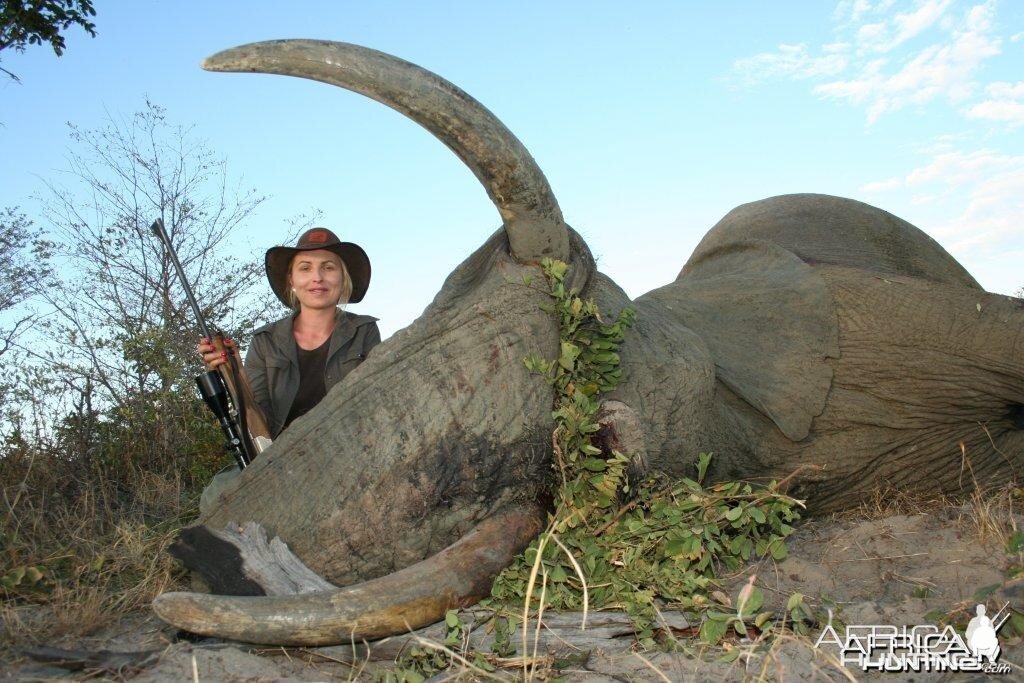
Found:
<box><xmin>624</xmin><ymin>194</ymin><xmax>1022</xmax><ymax>510</ymax></box>
<box><xmin>153</xmin><ymin>40</ymin><xmax>1023</xmax><ymax>646</ymax></box>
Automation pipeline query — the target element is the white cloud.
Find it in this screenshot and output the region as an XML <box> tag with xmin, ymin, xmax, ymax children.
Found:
<box><xmin>733</xmin><ymin>1</ymin><xmax>1006</xmax><ymax>124</ymax></box>
<box><xmin>860</xmin><ymin>176</ymin><xmax>904</xmax><ymax>192</ymax></box>
<box><xmin>938</xmin><ymin>169</ymin><xmax>1024</xmax><ymax>250</ymax></box>
<box><xmin>854</xmin><ymin>0</ymin><xmax>954</xmax><ymax>54</ymax></box>
<box><xmin>836</xmin><ymin>0</ymin><xmax>898</xmax><ymax>24</ymax></box>
<box><xmin>733</xmin><ymin>42</ymin><xmax>851</xmax><ymax>83</ymax></box>
<box><xmin>732</xmin><ymin>43</ymin><xmax>850</xmax><ymax>84</ymax></box>
<box><xmin>967</xmin><ymin>99</ymin><xmax>1024</xmax><ymax>123</ymax></box>
<box><xmin>813</xmin><ymin>1</ymin><xmax>1000</xmax><ymax>122</ymax></box>
<box><xmin>858</xmin><ymin>21</ymin><xmax>889</xmax><ymax>47</ymax></box>
<box><xmin>867</xmin><ymin>148</ymin><xmax>1024</xmax><ymax>252</ymax></box>
<box><xmin>915</xmin><ymin>133</ymin><xmax>967</xmax><ymax>153</ymax></box>
<box><xmin>985</xmin><ymin>81</ymin><xmax>1024</xmax><ymax>98</ymax></box>
<box><xmin>892</xmin><ymin>0</ymin><xmax>954</xmax><ymax>44</ymax></box>
<box><xmin>966</xmin><ymin>81</ymin><xmax>1024</xmax><ymax>124</ymax></box>
<box><xmin>904</xmin><ymin>149</ymin><xmax>1011</xmax><ymax>186</ymax></box>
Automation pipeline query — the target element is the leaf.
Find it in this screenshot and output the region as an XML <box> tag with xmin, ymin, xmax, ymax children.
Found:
<box><xmin>665</xmin><ymin>538</ymin><xmax>688</xmax><ymax>557</ymax></box>
<box><xmin>733</xmin><ymin>618</ymin><xmax>748</xmax><ymax>637</ymax></box>
<box><xmin>472</xmin><ymin>652</ymin><xmax>497</xmax><ymax>672</ymax></box>
<box><xmin>736</xmin><ymin>580</ymin><xmax>763</xmax><ymax>618</ymax></box>
<box><xmin>696</xmin><ymin>452</ymin><xmax>712</xmax><ymax>483</ymax></box>
<box><xmin>1</xmin><ymin>566</ymin><xmax>26</xmax><ymax>589</ymax></box>
<box><xmin>725</xmin><ymin>506</ymin><xmax>744</xmax><ymax>521</ymax></box>
<box><xmin>1007</xmin><ymin>531</ymin><xmax>1024</xmax><ymax>554</ymax></box>
<box><xmin>445</xmin><ymin>610</ymin><xmax>460</xmax><ymax>628</ymax></box>
<box><xmin>786</xmin><ymin>593</ymin><xmax>804</xmax><ymax>612</ymax></box>
<box><xmin>717</xmin><ymin>646</ymin><xmax>741</xmax><ymax>663</ymax></box>
<box><xmin>769</xmin><ymin>540</ymin><xmax>789</xmax><ymax>560</ymax></box>
<box><xmin>547</xmin><ymin>259</ymin><xmax>568</xmax><ymax>280</ymax></box>
<box><xmin>558</xmin><ymin>342</ymin><xmax>580</xmax><ymax>370</ymax></box>
<box><xmin>699</xmin><ymin>617</ymin><xmax>728</xmax><ymax>645</ymax></box>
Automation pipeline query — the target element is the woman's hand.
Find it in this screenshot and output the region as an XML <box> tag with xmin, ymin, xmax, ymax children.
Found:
<box><xmin>198</xmin><ymin>337</ymin><xmax>237</xmax><ymax>371</ymax></box>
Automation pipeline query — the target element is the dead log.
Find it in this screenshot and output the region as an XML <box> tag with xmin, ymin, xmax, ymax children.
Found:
<box><xmin>168</xmin><ymin>521</ymin><xmax>337</xmax><ymax>596</ymax></box>
<box><xmin>298</xmin><ymin>609</ymin><xmax>692</xmax><ymax>663</ymax></box>
<box><xmin>22</xmin><ymin>645</ymin><xmax>160</xmax><ymax>675</ymax></box>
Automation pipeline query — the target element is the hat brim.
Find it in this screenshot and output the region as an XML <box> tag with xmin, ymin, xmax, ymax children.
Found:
<box><xmin>265</xmin><ymin>242</ymin><xmax>371</xmax><ymax>307</ymax></box>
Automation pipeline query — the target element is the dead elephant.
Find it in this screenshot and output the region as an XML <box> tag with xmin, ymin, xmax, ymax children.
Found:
<box><xmin>153</xmin><ymin>40</ymin><xmax>1024</xmax><ymax>646</ymax></box>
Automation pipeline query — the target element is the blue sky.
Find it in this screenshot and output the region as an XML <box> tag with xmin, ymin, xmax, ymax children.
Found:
<box><xmin>2</xmin><ymin>1</ymin><xmax>1022</xmax><ymax>339</ymax></box>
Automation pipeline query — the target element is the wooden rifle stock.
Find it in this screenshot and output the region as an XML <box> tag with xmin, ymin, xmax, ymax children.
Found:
<box><xmin>149</xmin><ymin>217</ymin><xmax>272</xmax><ymax>468</ymax></box>
<box><xmin>210</xmin><ymin>333</ymin><xmax>272</xmax><ymax>455</ymax></box>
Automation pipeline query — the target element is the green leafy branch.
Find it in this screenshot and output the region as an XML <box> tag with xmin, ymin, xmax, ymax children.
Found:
<box><xmin>490</xmin><ymin>258</ymin><xmax>805</xmax><ymax>646</ymax></box>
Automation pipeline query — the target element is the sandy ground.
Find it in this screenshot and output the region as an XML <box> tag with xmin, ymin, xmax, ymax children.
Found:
<box><xmin>2</xmin><ymin>503</ymin><xmax>1021</xmax><ymax>681</ymax></box>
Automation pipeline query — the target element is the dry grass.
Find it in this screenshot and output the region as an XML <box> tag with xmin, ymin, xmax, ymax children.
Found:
<box><xmin>840</xmin><ymin>478</ymin><xmax>1021</xmax><ymax>547</ymax></box>
<box><xmin>843</xmin><ymin>435</ymin><xmax>1018</xmax><ymax>528</ymax></box>
<box><xmin>959</xmin><ymin>481</ymin><xmax>1021</xmax><ymax>549</ymax></box>
<box><xmin>0</xmin><ymin>457</ymin><xmax>195</xmax><ymax>653</ymax></box>
<box><xmin>847</xmin><ymin>483</ymin><xmax>953</xmax><ymax>520</ymax></box>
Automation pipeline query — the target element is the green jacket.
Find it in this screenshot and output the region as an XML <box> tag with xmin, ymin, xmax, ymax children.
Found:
<box><xmin>245</xmin><ymin>311</ymin><xmax>381</xmax><ymax>437</ymax></box>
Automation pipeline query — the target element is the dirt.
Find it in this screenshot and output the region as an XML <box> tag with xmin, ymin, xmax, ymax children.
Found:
<box><xmin>2</xmin><ymin>506</ymin><xmax>1021</xmax><ymax>681</ymax></box>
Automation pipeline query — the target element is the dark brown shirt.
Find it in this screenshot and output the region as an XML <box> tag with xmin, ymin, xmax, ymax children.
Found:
<box><xmin>284</xmin><ymin>335</ymin><xmax>332</xmax><ymax>430</ymax></box>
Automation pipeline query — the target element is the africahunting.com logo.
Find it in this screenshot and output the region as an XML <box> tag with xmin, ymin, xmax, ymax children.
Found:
<box><xmin>814</xmin><ymin>603</ymin><xmax>1012</xmax><ymax>674</ymax></box>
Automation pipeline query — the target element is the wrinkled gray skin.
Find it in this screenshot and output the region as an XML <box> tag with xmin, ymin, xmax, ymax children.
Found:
<box><xmin>156</xmin><ymin>40</ymin><xmax>1023</xmax><ymax>645</ymax></box>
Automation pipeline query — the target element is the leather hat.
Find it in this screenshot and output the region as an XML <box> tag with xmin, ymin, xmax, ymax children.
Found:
<box><xmin>265</xmin><ymin>228</ymin><xmax>371</xmax><ymax>307</ymax></box>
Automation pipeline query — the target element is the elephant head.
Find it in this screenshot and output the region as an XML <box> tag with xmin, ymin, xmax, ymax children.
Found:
<box><xmin>153</xmin><ymin>40</ymin><xmax>1024</xmax><ymax>646</ymax></box>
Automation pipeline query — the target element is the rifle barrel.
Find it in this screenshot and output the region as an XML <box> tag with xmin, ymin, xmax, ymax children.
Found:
<box><xmin>150</xmin><ymin>218</ymin><xmax>214</xmax><ymax>341</ymax></box>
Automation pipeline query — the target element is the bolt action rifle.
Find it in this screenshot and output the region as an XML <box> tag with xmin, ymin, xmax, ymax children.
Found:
<box><xmin>150</xmin><ymin>218</ymin><xmax>272</xmax><ymax>470</ymax></box>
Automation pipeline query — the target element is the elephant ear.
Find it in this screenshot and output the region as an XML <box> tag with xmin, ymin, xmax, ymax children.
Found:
<box><xmin>644</xmin><ymin>240</ymin><xmax>839</xmax><ymax>441</ymax></box>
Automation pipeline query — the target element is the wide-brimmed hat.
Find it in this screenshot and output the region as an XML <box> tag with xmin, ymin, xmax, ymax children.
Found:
<box><xmin>265</xmin><ymin>228</ymin><xmax>371</xmax><ymax>307</ymax></box>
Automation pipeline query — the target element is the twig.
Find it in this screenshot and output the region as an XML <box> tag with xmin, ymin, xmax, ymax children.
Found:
<box><xmin>593</xmin><ymin>499</ymin><xmax>639</xmax><ymax>537</ymax></box>
<box><xmin>410</xmin><ymin>635</ymin><xmax>509</xmax><ymax>681</ymax></box>
<box><xmin>632</xmin><ymin>650</ymin><xmax>671</xmax><ymax>683</ymax></box>
<box><xmin>848</xmin><ymin>552</ymin><xmax>928</xmax><ymax>561</ymax></box>
<box><xmin>775</xmin><ymin>463</ymin><xmax>825</xmax><ymax>494</ymax></box>
<box><xmin>548</xmin><ymin>534</ymin><xmax>588</xmax><ymax>630</ymax></box>
<box><xmin>521</xmin><ymin>532</ymin><xmax>551</xmax><ymax>682</ymax></box>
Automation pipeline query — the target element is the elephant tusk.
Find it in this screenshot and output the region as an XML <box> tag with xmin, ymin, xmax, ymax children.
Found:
<box><xmin>152</xmin><ymin>503</ymin><xmax>544</xmax><ymax>646</ymax></box>
<box><xmin>202</xmin><ymin>40</ymin><xmax>569</xmax><ymax>264</ymax></box>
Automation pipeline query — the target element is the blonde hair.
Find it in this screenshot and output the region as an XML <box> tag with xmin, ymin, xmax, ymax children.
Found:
<box><xmin>287</xmin><ymin>254</ymin><xmax>352</xmax><ymax>312</ymax></box>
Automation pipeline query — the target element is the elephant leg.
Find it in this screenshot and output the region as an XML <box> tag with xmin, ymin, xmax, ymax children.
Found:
<box><xmin>793</xmin><ymin>267</ymin><xmax>1023</xmax><ymax>510</ymax></box>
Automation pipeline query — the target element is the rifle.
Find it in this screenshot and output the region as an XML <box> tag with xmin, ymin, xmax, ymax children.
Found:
<box><xmin>149</xmin><ymin>218</ymin><xmax>272</xmax><ymax>470</ymax></box>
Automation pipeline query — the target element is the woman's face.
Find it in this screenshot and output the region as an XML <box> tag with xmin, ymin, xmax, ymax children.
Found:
<box><xmin>288</xmin><ymin>250</ymin><xmax>348</xmax><ymax>311</ymax></box>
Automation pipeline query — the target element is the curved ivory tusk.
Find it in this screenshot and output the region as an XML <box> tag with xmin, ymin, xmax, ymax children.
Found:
<box><xmin>202</xmin><ymin>40</ymin><xmax>569</xmax><ymax>263</ymax></box>
<box><xmin>153</xmin><ymin>504</ymin><xmax>544</xmax><ymax>646</ymax></box>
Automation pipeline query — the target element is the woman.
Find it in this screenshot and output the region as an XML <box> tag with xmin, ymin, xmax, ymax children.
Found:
<box><xmin>200</xmin><ymin>227</ymin><xmax>380</xmax><ymax>438</ymax></box>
